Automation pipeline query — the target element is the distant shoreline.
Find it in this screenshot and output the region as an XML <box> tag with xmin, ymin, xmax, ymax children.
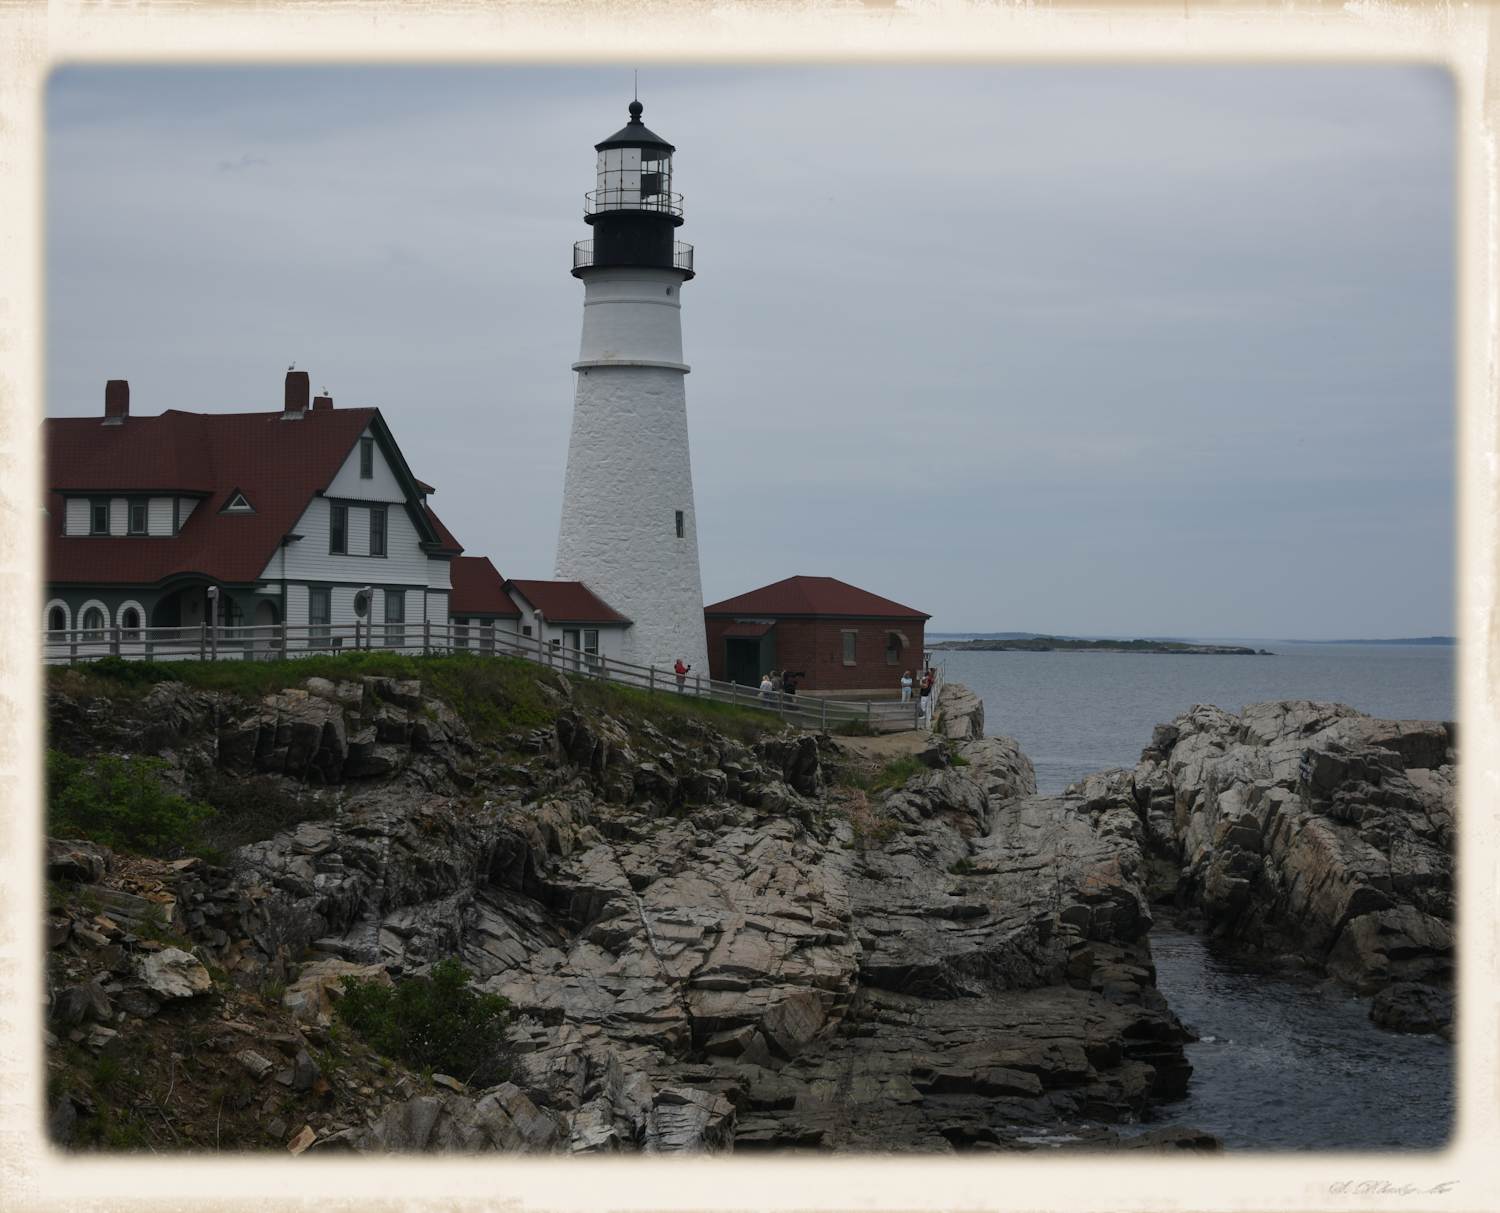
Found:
<box><xmin>929</xmin><ymin>637</ymin><xmax>1272</xmax><ymax>656</ymax></box>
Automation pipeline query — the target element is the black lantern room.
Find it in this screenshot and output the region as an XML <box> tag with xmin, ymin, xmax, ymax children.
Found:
<box><xmin>573</xmin><ymin>101</ymin><xmax>694</xmax><ymax>280</ymax></box>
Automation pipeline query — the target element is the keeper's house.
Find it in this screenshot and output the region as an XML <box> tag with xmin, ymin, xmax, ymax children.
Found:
<box><xmin>44</xmin><ymin>372</ymin><xmax>465</xmax><ymax>653</ymax></box>
<box><xmin>703</xmin><ymin>575</ymin><xmax>929</xmax><ymax>696</ymax></box>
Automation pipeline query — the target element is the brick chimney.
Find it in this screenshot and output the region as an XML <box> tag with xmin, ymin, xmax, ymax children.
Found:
<box><xmin>104</xmin><ymin>379</ymin><xmax>129</xmax><ymax>424</ymax></box>
<box><xmin>312</xmin><ymin>392</ymin><xmax>333</xmax><ymax>411</ymax></box>
<box><xmin>284</xmin><ymin>369</ymin><xmax>310</xmax><ymax>418</ymax></box>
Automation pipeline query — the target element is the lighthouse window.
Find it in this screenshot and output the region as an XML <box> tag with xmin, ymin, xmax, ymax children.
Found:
<box><xmin>675</xmin><ymin>510</ymin><xmax>684</xmax><ymax>538</ymax></box>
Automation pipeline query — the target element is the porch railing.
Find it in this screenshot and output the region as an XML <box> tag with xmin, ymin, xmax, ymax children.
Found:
<box><xmin>41</xmin><ymin>621</ymin><xmax>939</xmax><ymax>734</ymax></box>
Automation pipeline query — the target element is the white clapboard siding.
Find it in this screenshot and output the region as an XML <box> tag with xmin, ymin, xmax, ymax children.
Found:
<box><xmin>426</xmin><ymin>557</ymin><xmax>452</xmax><ymax>591</ymax></box>
<box><xmin>148</xmin><ymin>497</ymin><xmax>174</xmax><ymax>536</ymax></box>
<box><xmin>284</xmin><ymin>584</ymin><xmax>309</xmax><ymax>629</ymax></box>
<box><xmin>405</xmin><ymin>589</ymin><xmax>425</xmax><ymax>628</ymax></box>
<box><xmin>272</xmin><ymin>497</ymin><xmax>432</xmax><ymax>587</ymax></box>
<box><xmin>426</xmin><ymin>591</ymin><xmax>448</xmax><ymax>624</ymax></box>
<box><xmin>65</xmin><ymin>499</ymin><xmax>90</xmax><ymax>536</ymax></box>
<box><xmin>323</xmin><ymin>428</ymin><xmax>406</xmax><ymax>503</ymax></box>
<box><xmin>109</xmin><ymin>497</ymin><xmax>127</xmax><ymax>536</ymax></box>
<box><xmin>178</xmin><ymin>498</ymin><xmax>198</xmax><ymax>528</ymax></box>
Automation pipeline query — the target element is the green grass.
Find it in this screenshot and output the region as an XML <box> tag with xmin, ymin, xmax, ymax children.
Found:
<box><xmin>51</xmin><ymin>651</ymin><xmax>785</xmax><ymax>749</ymax></box>
<box><xmin>869</xmin><ymin>756</ymin><xmax>926</xmax><ymax>793</ymax></box>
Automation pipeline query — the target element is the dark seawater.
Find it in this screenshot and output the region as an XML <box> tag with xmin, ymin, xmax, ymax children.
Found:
<box><xmin>1140</xmin><ymin>927</ymin><xmax>1454</xmax><ymax>1150</ymax></box>
<box><xmin>934</xmin><ymin>642</ymin><xmax>1456</xmax><ymax>794</ymax></box>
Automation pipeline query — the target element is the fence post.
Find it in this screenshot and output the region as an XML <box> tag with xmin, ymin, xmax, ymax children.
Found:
<box><xmin>695</xmin><ymin>673</ymin><xmax>702</xmax><ymax>698</ymax></box>
<box><xmin>110</xmin><ymin>626</ymin><xmax>120</xmax><ymax>658</ymax></box>
<box><xmin>821</xmin><ymin>699</ymin><xmax>827</xmax><ymax>730</ymax></box>
<box><xmin>210</xmin><ymin>619</ymin><xmax>218</xmax><ymax>662</ymax></box>
<box><xmin>70</xmin><ymin>630</ymin><xmax>78</xmax><ymax>664</ymax></box>
<box><xmin>355</xmin><ymin>619</ymin><xmax>362</xmax><ymax>651</ymax></box>
<box><xmin>866</xmin><ymin>701</ymin><xmax>872</xmax><ymax>729</ymax></box>
<box><xmin>648</xmin><ymin>666</ymin><xmax>655</xmax><ymax>694</ymax></box>
<box><xmin>279</xmin><ymin>619</ymin><xmax>288</xmax><ymax>658</ymax></box>
<box><xmin>423</xmin><ymin>618</ymin><xmax>432</xmax><ymax>656</ymax></box>
<box><xmin>199</xmin><ymin>622</ymin><xmax>207</xmax><ymax>661</ymax></box>
<box><xmin>145</xmin><ymin>629</ymin><xmax>153</xmax><ymax>661</ymax></box>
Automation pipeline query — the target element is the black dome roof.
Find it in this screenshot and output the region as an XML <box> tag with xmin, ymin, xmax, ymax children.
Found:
<box><xmin>595</xmin><ymin>100</ymin><xmax>675</xmax><ymax>154</ymax></box>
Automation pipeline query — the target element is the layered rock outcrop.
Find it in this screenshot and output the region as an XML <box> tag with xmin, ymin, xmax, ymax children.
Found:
<box><xmin>1115</xmin><ymin>701</ymin><xmax>1455</xmax><ymax>1026</ymax></box>
<box><xmin>46</xmin><ymin>675</ymin><xmax>1197</xmax><ymax>1153</ymax></box>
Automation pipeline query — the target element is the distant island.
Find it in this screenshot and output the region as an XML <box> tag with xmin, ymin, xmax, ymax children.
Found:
<box><xmin>1290</xmin><ymin>636</ymin><xmax>1455</xmax><ymax>646</ymax></box>
<box><xmin>930</xmin><ymin>636</ymin><xmax>1272</xmax><ymax>656</ymax></box>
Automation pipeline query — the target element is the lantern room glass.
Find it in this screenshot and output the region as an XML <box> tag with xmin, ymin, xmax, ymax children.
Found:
<box><xmin>589</xmin><ymin>145</ymin><xmax>679</xmax><ymax>216</ymax></box>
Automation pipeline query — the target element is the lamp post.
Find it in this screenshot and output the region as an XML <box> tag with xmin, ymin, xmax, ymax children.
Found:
<box><xmin>206</xmin><ymin>585</ymin><xmax>220</xmax><ymax>661</ymax></box>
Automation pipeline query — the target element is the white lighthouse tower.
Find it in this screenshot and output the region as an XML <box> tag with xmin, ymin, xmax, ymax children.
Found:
<box><xmin>555</xmin><ymin>100</ymin><xmax>709</xmax><ymax>674</ymax></box>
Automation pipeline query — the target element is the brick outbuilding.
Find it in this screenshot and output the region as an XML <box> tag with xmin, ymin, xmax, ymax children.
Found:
<box><xmin>703</xmin><ymin>575</ymin><xmax>929</xmax><ymax>697</ymax></box>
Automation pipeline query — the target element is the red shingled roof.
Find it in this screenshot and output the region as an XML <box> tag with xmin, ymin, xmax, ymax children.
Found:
<box><xmin>507</xmin><ymin>579</ymin><xmax>629</xmax><ymax>625</ymax></box>
<box><xmin>449</xmin><ymin>556</ymin><xmax>521</xmax><ymax>618</ymax></box>
<box><xmin>704</xmin><ymin>575</ymin><xmax>929</xmax><ymax>620</ymax></box>
<box><xmin>45</xmin><ymin>407</ymin><xmax>459</xmax><ymax>586</ymax></box>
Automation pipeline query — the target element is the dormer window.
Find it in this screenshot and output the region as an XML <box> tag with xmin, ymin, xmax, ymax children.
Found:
<box><xmin>89</xmin><ymin>499</ymin><xmax>109</xmax><ymax>535</ymax></box>
<box><xmin>360</xmin><ymin>436</ymin><xmax>374</xmax><ymax>479</ymax></box>
<box><xmin>223</xmin><ymin>492</ymin><xmax>253</xmax><ymax>513</ymax></box>
<box><xmin>128</xmin><ymin>500</ymin><xmax>147</xmax><ymax>535</ymax></box>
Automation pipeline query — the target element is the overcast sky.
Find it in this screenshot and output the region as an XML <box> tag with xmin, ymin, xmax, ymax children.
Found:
<box><xmin>45</xmin><ymin>65</ymin><xmax>1454</xmax><ymax>639</ymax></box>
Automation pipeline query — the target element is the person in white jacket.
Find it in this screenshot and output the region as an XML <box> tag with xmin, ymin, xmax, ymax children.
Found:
<box><xmin>900</xmin><ymin>670</ymin><xmax>913</xmax><ymax>703</ymax></box>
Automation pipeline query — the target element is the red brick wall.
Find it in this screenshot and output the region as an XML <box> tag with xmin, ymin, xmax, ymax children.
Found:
<box><xmin>705</xmin><ymin>615</ymin><xmax>925</xmax><ymax>696</ymax></box>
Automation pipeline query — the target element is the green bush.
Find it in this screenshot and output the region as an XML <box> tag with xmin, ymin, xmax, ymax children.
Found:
<box><xmin>870</xmin><ymin>756</ymin><xmax>926</xmax><ymax>792</ymax></box>
<box><xmin>335</xmin><ymin>959</ymin><xmax>512</xmax><ymax>1087</ymax></box>
<box><xmin>47</xmin><ymin>749</ymin><xmax>212</xmax><ymax>855</ymax></box>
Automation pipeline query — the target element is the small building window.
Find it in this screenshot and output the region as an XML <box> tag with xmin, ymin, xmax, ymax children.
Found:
<box><xmin>454</xmin><ymin>617</ymin><xmax>469</xmax><ymax>648</ymax></box>
<box><xmin>479</xmin><ymin>620</ymin><xmax>495</xmax><ymax>654</ymax></box>
<box><xmin>48</xmin><ymin>605</ymin><xmax>66</xmax><ymax>633</ymax></box>
<box><xmin>842</xmin><ymin>630</ymin><xmax>858</xmax><ymax>666</ymax></box>
<box><xmin>128</xmin><ymin>500</ymin><xmax>147</xmax><ymax>535</ymax></box>
<box><xmin>384</xmin><ymin>588</ymin><xmax>404</xmax><ymax>649</ymax></box>
<box><xmin>360</xmin><ymin>436</ymin><xmax>374</xmax><ymax>479</ymax></box>
<box><xmin>522</xmin><ymin>624</ymin><xmax>533</xmax><ymax>638</ymax></box>
<box><xmin>369</xmin><ymin>505</ymin><xmax>387</xmax><ymax>557</ymax></box>
<box><xmin>885</xmin><ymin>631</ymin><xmax>903</xmax><ymax>665</ymax></box>
<box><xmin>675</xmin><ymin>510</ymin><xmax>684</xmax><ymax>539</ymax></box>
<box><xmin>223</xmin><ymin>492</ymin><xmax>253</xmax><ymax>513</ymax></box>
<box><xmin>90</xmin><ymin>500</ymin><xmax>109</xmax><ymax>535</ymax></box>
<box><xmin>330</xmin><ymin>504</ymin><xmax>348</xmax><ymax>555</ymax></box>
<box><xmin>120</xmin><ymin>606</ymin><xmax>141</xmax><ymax>640</ymax></box>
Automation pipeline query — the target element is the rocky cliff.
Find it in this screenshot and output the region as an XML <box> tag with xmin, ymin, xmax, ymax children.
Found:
<box><xmin>44</xmin><ymin>668</ymin><xmax>1206</xmax><ymax>1154</ymax></box>
<box><xmin>1089</xmin><ymin>700</ymin><xmax>1456</xmax><ymax>1034</ymax></box>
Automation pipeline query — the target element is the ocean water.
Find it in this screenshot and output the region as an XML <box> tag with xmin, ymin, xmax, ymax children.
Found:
<box><xmin>933</xmin><ymin>642</ymin><xmax>1456</xmax><ymax>794</ymax></box>
<box><xmin>1141</xmin><ymin>927</ymin><xmax>1454</xmax><ymax>1150</ymax></box>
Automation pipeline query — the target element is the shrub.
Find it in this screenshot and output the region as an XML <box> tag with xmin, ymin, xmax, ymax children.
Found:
<box><xmin>335</xmin><ymin>959</ymin><xmax>512</xmax><ymax>1087</ymax></box>
<box><xmin>47</xmin><ymin>749</ymin><xmax>212</xmax><ymax>855</ymax></box>
<box><xmin>870</xmin><ymin>756</ymin><xmax>925</xmax><ymax>792</ymax></box>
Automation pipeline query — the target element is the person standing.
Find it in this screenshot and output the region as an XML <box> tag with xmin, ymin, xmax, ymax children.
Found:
<box><xmin>760</xmin><ymin>672</ymin><xmax>776</xmax><ymax>705</ymax></box>
<box><xmin>782</xmin><ymin>669</ymin><xmax>800</xmax><ymax>698</ymax></box>
<box><xmin>900</xmin><ymin>669</ymin><xmax>913</xmax><ymax>703</ymax></box>
<box><xmin>674</xmin><ymin>657</ymin><xmax>690</xmax><ymax>693</ymax></box>
<box><xmin>919</xmin><ymin>681</ymin><xmax>932</xmax><ymax>725</ymax></box>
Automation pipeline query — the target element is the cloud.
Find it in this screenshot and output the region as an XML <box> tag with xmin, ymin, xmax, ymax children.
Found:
<box><xmin>214</xmin><ymin>153</ymin><xmax>269</xmax><ymax>174</ymax></box>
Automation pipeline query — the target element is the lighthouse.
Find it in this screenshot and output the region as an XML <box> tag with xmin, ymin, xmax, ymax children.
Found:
<box><xmin>554</xmin><ymin>100</ymin><xmax>709</xmax><ymax>675</ymax></box>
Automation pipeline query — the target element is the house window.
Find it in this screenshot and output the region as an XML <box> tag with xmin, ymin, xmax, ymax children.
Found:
<box><xmin>48</xmin><ymin>605</ymin><xmax>66</xmax><ymax>633</ymax></box>
<box><xmin>522</xmin><ymin>624</ymin><xmax>533</xmax><ymax>638</ymax></box>
<box><xmin>128</xmin><ymin>500</ymin><xmax>147</xmax><ymax>535</ymax></box>
<box><xmin>454</xmin><ymin>617</ymin><xmax>469</xmax><ymax>648</ymax></box>
<box><xmin>360</xmin><ymin>437</ymin><xmax>374</xmax><ymax>479</ymax></box>
<box><xmin>384</xmin><ymin>588</ymin><xmax>405</xmax><ymax>650</ymax></box>
<box><xmin>675</xmin><ymin>510</ymin><xmax>684</xmax><ymax>539</ymax></box>
<box><xmin>330</xmin><ymin>504</ymin><xmax>347</xmax><ymax>555</ymax></box>
<box><xmin>309</xmin><ymin>587</ymin><xmax>331</xmax><ymax>644</ymax></box>
<box><xmin>223</xmin><ymin>492</ymin><xmax>253</xmax><ymax>513</ymax></box>
<box><xmin>842</xmin><ymin>630</ymin><xmax>858</xmax><ymax>666</ymax></box>
<box><xmin>369</xmin><ymin>505</ymin><xmax>387</xmax><ymax>557</ymax></box>
<box><xmin>479</xmin><ymin>620</ymin><xmax>494</xmax><ymax>654</ymax></box>
<box><xmin>90</xmin><ymin>500</ymin><xmax>109</xmax><ymax>535</ymax></box>
<box><xmin>885</xmin><ymin>631</ymin><xmax>903</xmax><ymax>666</ymax></box>
<box><xmin>81</xmin><ymin>605</ymin><xmax>106</xmax><ymax>641</ymax></box>
<box><xmin>120</xmin><ymin>606</ymin><xmax>141</xmax><ymax>640</ymax></box>
<box><xmin>584</xmin><ymin>628</ymin><xmax>600</xmax><ymax>669</ymax></box>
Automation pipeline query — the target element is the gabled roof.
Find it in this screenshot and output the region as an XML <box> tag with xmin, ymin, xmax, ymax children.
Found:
<box><xmin>704</xmin><ymin>575</ymin><xmax>929</xmax><ymax>621</ymax></box>
<box><xmin>507</xmin><ymin>579</ymin><xmax>630</xmax><ymax>625</ymax></box>
<box><xmin>45</xmin><ymin>406</ymin><xmax>457</xmax><ymax>586</ymax></box>
<box><xmin>449</xmin><ymin>556</ymin><xmax>521</xmax><ymax>618</ymax></box>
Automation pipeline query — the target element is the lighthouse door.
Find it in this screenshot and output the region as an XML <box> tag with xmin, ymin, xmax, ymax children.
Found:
<box><xmin>562</xmin><ymin>628</ymin><xmax>583</xmax><ymax>671</ymax></box>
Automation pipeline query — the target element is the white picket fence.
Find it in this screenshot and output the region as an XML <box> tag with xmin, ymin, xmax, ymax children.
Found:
<box><xmin>42</xmin><ymin>620</ymin><xmax>938</xmax><ymax>735</ymax></box>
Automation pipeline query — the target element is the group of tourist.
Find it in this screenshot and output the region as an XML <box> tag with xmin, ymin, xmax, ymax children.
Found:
<box><xmin>900</xmin><ymin>667</ymin><xmax>936</xmax><ymax>722</ymax></box>
<box><xmin>759</xmin><ymin>668</ymin><xmax>802</xmax><ymax>704</ymax></box>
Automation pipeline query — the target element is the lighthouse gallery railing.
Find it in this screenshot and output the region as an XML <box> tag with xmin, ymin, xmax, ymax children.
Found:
<box><xmin>41</xmin><ymin>621</ymin><xmax>936</xmax><ymax>733</ymax></box>
<box><xmin>572</xmin><ymin>239</ymin><xmax>693</xmax><ymax>276</ymax></box>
